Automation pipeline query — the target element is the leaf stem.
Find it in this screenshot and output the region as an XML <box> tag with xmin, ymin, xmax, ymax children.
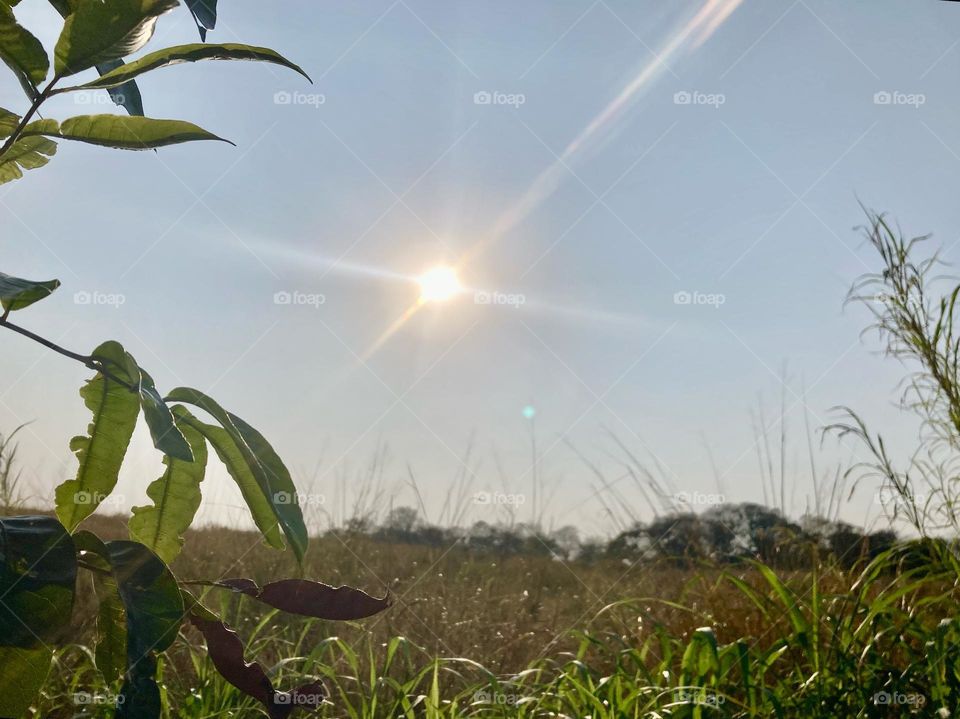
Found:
<box><xmin>0</xmin><ymin>317</ymin><xmax>138</xmax><ymax>391</ymax></box>
<box><xmin>0</xmin><ymin>75</ymin><xmax>61</xmax><ymax>159</ymax></box>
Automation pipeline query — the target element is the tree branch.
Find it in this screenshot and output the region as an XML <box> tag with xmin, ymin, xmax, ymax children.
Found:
<box><xmin>0</xmin><ymin>317</ymin><xmax>138</xmax><ymax>391</ymax></box>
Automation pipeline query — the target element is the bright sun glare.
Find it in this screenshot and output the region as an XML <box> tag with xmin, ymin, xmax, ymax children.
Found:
<box><xmin>418</xmin><ymin>266</ymin><xmax>461</xmax><ymax>303</ymax></box>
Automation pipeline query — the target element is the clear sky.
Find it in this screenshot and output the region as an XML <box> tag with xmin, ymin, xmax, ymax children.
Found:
<box><xmin>3</xmin><ymin>0</ymin><xmax>959</xmax><ymax>536</ymax></box>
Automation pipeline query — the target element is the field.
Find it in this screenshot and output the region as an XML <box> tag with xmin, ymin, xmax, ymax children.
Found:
<box><xmin>27</xmin><ymin>510</ymin><xmax>960</xmax><ymax>718</ymax></box>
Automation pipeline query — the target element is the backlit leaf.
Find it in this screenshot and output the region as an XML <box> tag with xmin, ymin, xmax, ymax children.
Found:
<box><xmin>0</xmin><ymin>271</ymin><xmax>59</xmax><ymax>312</ymax></box>
<box><xmin>0</xmin><ymin>135</ymin><xmax>56</xmax><ymax>184</ymax></box>
<box><xmin>54</xmin><ymin>0</ymin><xmax>179</xmax><ymax>76</ymax></box>
<box><xmin>138</xmin><ymin>369</ymin><xmax>192</xmax><ymax>461</ymax></box>
<box><xmin>0</xmin><ymin>4</ymin><xmax>48</xmax><ymax>93</ymax></box>
<box><xmin>167</xmin><ymin>387</ymin><xmax>307</xmax><ymax>565</ymax></box>
<box><xmin>23</xmin><ymin>114</ymin><xmax>231</xmax><ymax>150</ymax></box>
<box><xmin>128</xmin><ymin>407</ymin><xmax>207</xmax><ymax>564</ymax></box>
<box><xmin>63</xmin><ymin>42</ymin><xmax>310</xmax><ymax>91</ymax></box>
<box><xmin>174</xmin><ymin>410</ymin><xmax>285</xmax><ymax>552</ymax></box>
<box><xmin>55</xmin><ymin>341</ymin><xmax>140</xmax><ymax>531</ymax></box>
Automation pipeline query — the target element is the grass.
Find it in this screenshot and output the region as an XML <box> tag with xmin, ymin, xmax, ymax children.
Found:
<box><xmin>28</xmin><ymin>510</ymin><xmax>960</xmax><ymax>718</ymax></box>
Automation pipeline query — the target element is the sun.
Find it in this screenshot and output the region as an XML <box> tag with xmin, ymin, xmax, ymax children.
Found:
<box><xmin>418</xmin><ymin>266</ymin><xmax>462</xmax><ymax>303</ymax></box>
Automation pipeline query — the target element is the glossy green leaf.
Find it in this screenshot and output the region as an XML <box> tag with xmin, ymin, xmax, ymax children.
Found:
<box><xmin>74</xmin><ymin>531</ymin><xmax>127</xmax><ymax>684</ymax></box>
<box><xmin>55</xmin><ymin>341</ymin><xmax>140</xmax><ymax>531</ymax></box>
<box><xmin>0</xmin><ymin>646</ymin><xmax>52</xmax><ymax>717</ymax></box>
<box><xmin>23</xmin><ymin>114</ymin><xmax>231</xmax><ymax>150</ymax></box>
<box><xmin>175</xmin><ymin>411</ymin><xmax>285</xmax><ymax>551</ymax></box>
<box><xmin>0</xmin><ymin>4</ymin><xmax>48</xmax><ymax>94</ymax></box>
<box><xmin>0</xmin><ymin>135</ymin><xmax>56</xmax><ymax>184</ymax></box>
<box><xmin>0</xmin><ymin>271</ymin><xmax>60</xmax><ymax>313</ymax></box>
<box><xmin>0</xmin><ymin>515</ymin><xmax>77</xmax><ymax>648</ymax></box>
<box><xmin>129</xmin><ymin>407</ymin><xmax>207</xmax><ymax>564</ymax></box>
<box><xmin>167</xmin><ymin>387</ymin><xmax>307</xmax><ymax>564</ymax></box>
<box><xmin>62</xmin><ymin>42</ymin><xmax>310</xmax><ymax>91</ymax></box>
<box><xmin>54</xmin><ymin>0</ymin><xmax>179</xmax><ymax>76</ymax></box>
<box><xmin>138</xmin><ymin>369</ymin><xmax>192</xmax><ymax>461</ymax></box>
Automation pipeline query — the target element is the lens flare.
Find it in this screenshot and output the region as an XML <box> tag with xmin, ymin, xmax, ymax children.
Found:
<box><xmin>418</xmin><ymin>266</ymin><xmax>462</xmax><ymax>303</ymax></box>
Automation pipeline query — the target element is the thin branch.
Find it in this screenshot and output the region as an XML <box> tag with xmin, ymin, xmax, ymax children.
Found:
<box><xmin>0</xmin><ymin>317</ymin><xmax>138</xmax><ymax>391</ymax></box>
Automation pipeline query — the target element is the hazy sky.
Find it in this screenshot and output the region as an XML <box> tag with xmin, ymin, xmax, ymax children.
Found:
<box><xmin>3</xmin><ymin>0</ymin><xmax>959</xmax><ymax>536</ymax></box>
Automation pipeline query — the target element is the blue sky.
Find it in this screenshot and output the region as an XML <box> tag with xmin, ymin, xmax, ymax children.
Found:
<box><xmin>4</xmin><ymin>0</ymin><xmax>960</xmax><ymax>535</ymax></box>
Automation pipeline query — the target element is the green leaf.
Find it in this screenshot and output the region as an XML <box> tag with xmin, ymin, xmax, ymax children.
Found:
<box><xmin>0</xmin><ymin>515</ymin><xmax>77</xmax><ymax>648</ymax></box>
<box><xmin>0</xmin><ymin>4</ymin><xmax>48</xmax><ymax>94</ymax></box>
<box><xmin>0</xmin><ymin>646</ymin><xmax>52</xmax><ymax>717</ymax></box>
<box><xmin>167</xmin><ymin>387</ymin><xmax>307</xmax><ymax>565</ymax></box>
<box><xmin>0</xmin><ymin>271</ymin><xmax>60</xmax><ymax>313</ymax></box>
<box><xmin>96</xmin><ymin>58</ymin><xmax>145</xmax><ymax>116</ymax></box>
<box><xmin>183</xmin><ymin>0</ymin><xmax>215</xmax><ymax>40</ymax></box>
<box><xmin>105</xmin><ymin>541</ymin><xmax>182</xmax><ymax>719</ymax></box>
<box><xmin>0</xmin><ymin>134</ymin><xmax>56</xmax><ymax>184</ymax></box>
<box><xmin>74</xmin><ymin>531</ymin><xmax>127</xmax><ymax>684</ymax></box>
<box><xmin>0</xmin><ymin>106</ymin><xmax>18</xmax><ymax>137</ymax></box>
<box><xmin>128</xmin><ymin>407</ymin><xmax>207</xmax><ymax>564</ymax></box>
<box><xmin>175</xmin><ymin>411</ymin><xmax>285</xmax><ymax>551</ymax></box>
<box><xmin>61</xmin><ymin>42</ymin><xmax>311</xmax><ymax>92</ymax></box>
<box><xmin>55</xmin><ymin>341</ymin><xmax>140</xmax><ymax>531</ymax></box>
<box><xmin>23</xmin><ymin>114</ymin><xmax>231</xmax><ymax>150</ymax></box>
<box><xmin>54</xmin><ymin>0</ymin><xmax>179</xmax><ymax>76</ymax></box>
<box><xmin>138</xmin><ymin>369</ymin><xmax>192</xmax><ymax>461</ymax></box>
